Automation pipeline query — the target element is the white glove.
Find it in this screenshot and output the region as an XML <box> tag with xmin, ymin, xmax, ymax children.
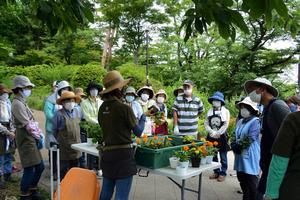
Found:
<box><xmin>174</xmin><ymin>125</ymin><xmax>180</xmax><ymax>135</ymax></box>
<box><xmin>210</xmin><ymin>131</ymin><xmax>220</xmax><ymax>139</ymax></box>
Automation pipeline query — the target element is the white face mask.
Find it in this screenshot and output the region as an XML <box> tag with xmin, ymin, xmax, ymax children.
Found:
<box><xmin>212</xmin><ymin>100</ymin><xmax>221</xmax><ymax>108</ymax></box>
<box><xmin>90</xmin><ymin>89</ymin><xmax>98</xmax><ymax>97</ymax></box>
<box><xmin>157</xmin><ymin>96</ymin><xmax>165</xmax><ymax>104</ymax></box>
<box><xmin>141</xmin><ymin>94</ymin><xmax>149</xmax><ymax>102</ymax></box>
<box><xmin>21</xmin><ymin>89</ymin><xmax>31</xmax><ymax>98</ymax></box>
<box><xmin>249</xmin><ymin>90</ymin><xmax>261</xmax><ymax>103</ymax></box>
<box><xmin>0</xmin><ymin>93</ymin><xmax>9</xmax><ymax>101</ymax></box>
<box><xmin>240</xmin><ymin>108</ymin><xmax>251</xmax><ymax>118</ymax></box>
<box><xmin>125</xmin><ymin>95</ymin><xmax>135</xmax><ymax>103</ymax></box>
<box><xmin>184</xmin><ymin>89</ymin><xmax>192</xmax><ymax>96</ymax></box>
<box><xmin>64</xmin><ymin>102</ymin><xmax>75</xmax><ymax>111</ymax></box>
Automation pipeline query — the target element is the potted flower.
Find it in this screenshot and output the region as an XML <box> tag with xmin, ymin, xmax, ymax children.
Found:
<box><xmin>205</xmin><ymin>141</ymin><xmax>218</xmax><ymax>164</ymax></box>
<box><xmin>174</xmin><ymin>146</ymin><xmax>190</xmax><ymax>171</ymax></box>
<box><xmin>188</xmin><ymin>145</ymin><xmax>202</xmax><ymax>167</ymax></box>
<box><xmin>136</xmin><ymin>135</ymin><xmax>173</xmax><ymax>149</ymax></box>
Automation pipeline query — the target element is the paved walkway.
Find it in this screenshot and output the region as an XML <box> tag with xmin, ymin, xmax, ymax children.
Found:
<box><xmin>22</xmin><ymin>110</ymin><xmax>242</xmax><ymax>200</ymax></box>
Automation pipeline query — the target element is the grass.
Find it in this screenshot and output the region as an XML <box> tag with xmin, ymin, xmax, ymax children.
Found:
<box><xmin>0</xmin><ymin>177</ymin><xmax>50</xmax><ymax>200</ymax></box>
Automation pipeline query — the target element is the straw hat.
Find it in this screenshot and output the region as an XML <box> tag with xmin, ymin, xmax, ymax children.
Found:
<box><xmin>74</xmin><ymin>87</ymin><xmax>86</xmax><ymax>97</ymax></box>
<box><xmin>137</xmin><ymin>85</ymin><xmax>154</xmax><ymax>99</ymax></box>
<box><xmin>244</xmin><ymin>77</ymin><xmax>278</xmax><ymax>97</ymax></box>
<box><xmin>155</xmin><ymin>89</ymin><xmax>168</xmax><ymax>100</ymax></box>
<box><xmin>12</xmin><ymin>75</ymin><xmax>35</xmax><ymax>90</ymax></box>
<box><xmin>56</xmin><ymin>91</ymin><xmax>81</xmax><ymax>105</ymax></box>
<box><xmin>236</xmin><ymin>97</ymin><xmax>259</xmax><ymax>113</ymax></box>
<box><xmin>0</xmin><ymin>84</ymin><xmax>12</xmax><ymax>94</ymax></box>
<box><xmin>100</xmin><ymin>71</ymin><xmax>130</xmax><ymax>95</ymax></box>
<box><xmin>125</xmin><ymin>86</ymin><xmax>138</xmax><ymax>97</ymax></box>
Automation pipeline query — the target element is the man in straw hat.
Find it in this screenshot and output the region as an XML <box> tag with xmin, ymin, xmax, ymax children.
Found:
<box><xmin>98</xmin><ymin>70</ymin><xmax>146</xmax><ymax>200</ymax></box>
<box><xmin>11</xmin><ymin>75</ymin><xmax>44</xmax><ymax>200</ymax></box>
<box><xmin>0</xmin><ymin>84</ymin><xmax>15</xmax><ymax>189</ymax></box>
<box><xmin>244</xmin><ymin>77</ymin><xmax>290</xmax><ymax>200</ymax></box>
<box><xmin>173</xmin><ymin>80</ymin><xmax>204</xmax><ymax>136</ymax></box>
<box><xmin>231</xmin><ymin>97</ymin><xmax>261</xmax><ymax>200</ymax></box>
<box><xmin>52</xmin><ymin>91</ymin><xmax>81</xmax><ymax>179</ymax></box>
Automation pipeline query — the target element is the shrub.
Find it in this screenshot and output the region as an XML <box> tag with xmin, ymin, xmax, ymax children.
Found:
<box><xmin>72</xmin><ymin>62</ymin><xmax>107</xmax><ymax>89</ymax></box>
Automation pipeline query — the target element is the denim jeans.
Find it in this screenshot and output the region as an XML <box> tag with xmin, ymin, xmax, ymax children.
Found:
<box><xmin>20</xmin><ymin>160</ymin><xmax>44</xmax><ymax>193</ymax></box>
<box><xmin>213</xmin><ymin>149</ymin><xmax>228</xmax><ymax>176</ymax></box>
<box><xmin>0</xmin><ymin>153</ymin><xmax>13</xmax><ymax>175</ymax></box>
<box><xmin>100</xmin><ymin>176</ymin><xmax>133</xmax><ymax>200</ymax></box>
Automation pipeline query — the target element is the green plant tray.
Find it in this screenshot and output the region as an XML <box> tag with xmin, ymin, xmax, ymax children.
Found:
<box><xmin>134</xmin><ymin>135</ymin><xmax>203</xmax><ymax>169</ymax></box>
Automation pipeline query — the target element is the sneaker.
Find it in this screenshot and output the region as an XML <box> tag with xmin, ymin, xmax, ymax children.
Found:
<box><xmin>217</xmin><ymin>175</ymin><xmax>225</xmax><ymax>182</ymax></box>
<box><xmin>209</xmin><ymin>173</ymin><xmax>219</xmax><ymax>179</ymax></box>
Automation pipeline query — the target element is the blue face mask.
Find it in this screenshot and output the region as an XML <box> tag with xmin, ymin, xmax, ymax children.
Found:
<box><xmin>125</xmin><ymin>95</ymin><xmax>135</xmax><ymax>103</ymax></box>
<box><xmin>289</xmin><ymin>103</ymin><xmax>297</xmax><ymax>112</ymax></box>
<box><xmin>21</xmin><ymin>89</ymin><xmax>31</xmax><ymax>98</ymax></box>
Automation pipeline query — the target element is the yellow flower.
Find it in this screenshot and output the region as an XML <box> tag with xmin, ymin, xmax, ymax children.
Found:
<box><xmin>200</xmin><ymin>137</ymin><xmax>206</xmax><ymax>142</ymax></box>
<box><xmin>195</xmin><ymin>150</ymin><xmax>199</xmax><ymax>154</ymax></box>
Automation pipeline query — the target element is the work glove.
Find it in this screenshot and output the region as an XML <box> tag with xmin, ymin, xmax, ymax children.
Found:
<box><xmin>174</xmin><ymin>125</ymin><xmax>179</xmax><ymax>135</ymax></box>
<box><xmin>209</xmin><ymin>131</ymin><xmax>220</xmax><ymax>139</ymax></box>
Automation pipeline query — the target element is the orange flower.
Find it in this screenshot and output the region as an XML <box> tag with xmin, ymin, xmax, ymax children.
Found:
<box><xmin>153</xmin><ymin>135</ymin><xmax>158</xmax><ymax>140</ymax></box>
<box><xmin>183</xmin><ymin>146</ymin><xmax>189</xmax><ymax>151</ymax></box>
<box><xmin>207</xmin><ymin>141</ymin><xmax>213</xmax><ymax>147</ymax></box>
<box><xmin>143</xmin><ymin>138</ymin><xmax>148</xmax><ymax>143</ymax></box>
<box><xmin>136</xmin><ymin>138</ymin><xmax>140</xmax><ymax>144</ymax></box>
<box><xmin>167</xmin><ymin>137</ymin><xmax>173</xmax><ymax>141</ymax></box>
<box><xmin>157</xmin><ymin>141</ymin><xmax>161</xmax><ymax>145</ymax></box>
<box><xmin>191</xmin><ymin>141</ymin><xmax>196</xmax><ymax>146</ymax></box>
<box><xmin>143</xmin><ymin>134</ymin><xmax>148</xmax><ymax>139</ymax></box>
<box><xmin>200</xmin><ymin>145</ymin><xmax>206</xmax><ymax>152</ymax></box>
<box><xmin>213</xmin><ymin>141</ymin><xmax>218</xmax><ymax>146</ymax></box>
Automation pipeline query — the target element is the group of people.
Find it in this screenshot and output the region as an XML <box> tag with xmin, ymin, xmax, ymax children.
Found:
<box><xmin>0</xmin><ymin>72</ymin><xmax>299</xmax><ymax>200</ymax></box>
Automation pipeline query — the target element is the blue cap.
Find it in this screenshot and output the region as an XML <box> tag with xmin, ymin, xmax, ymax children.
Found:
<box><xmin>208</xmin><ymin>91</ymin><xmax>225</xmax><ymax>105</ymax></box>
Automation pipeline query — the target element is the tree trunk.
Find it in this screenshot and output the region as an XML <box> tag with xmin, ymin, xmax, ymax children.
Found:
<box><xmin>101</xmin><ymin>26</ymin><xmax>117</xmax><ymax>70</ymax></box>
<box><xmin>134</xmin><ymin>47</ymin><xmax>139</xmax><ymax>64</ymax></box>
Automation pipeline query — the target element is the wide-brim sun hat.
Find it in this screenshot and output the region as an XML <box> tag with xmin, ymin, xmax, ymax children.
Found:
<box><xmin>155</xmin><ymin>89</ymin><xmax>168</xmax><ymax>101</ymax></box>
<box><xmin>0</xmin><ymin>84</ymin><xmax>12</xmax><ymax>94</ymax></box>
<box><xmin>56</xmin><ymin>91</ymin><xmax>81</xmax><ymax>105</ymax></box>
<box><xmin>12</xmin><ymin>75</ymin><xmax>35</xmax><ymax>90</ymax></box>
<box><xmin>74</xmin><ymin>87</ymin><xmax>87</xmax><ymax>97</ymax></box>
<box><xmin>86</xmin><ymin>81</ymin><xmax>103</xmax><ymax>94</ymax></box>
<box><xmin>125</xmin><ymin>86</ymin><xmax>138</xmax><ymax>97</ymax></box>
<box><xmin>244</xmin><ymin>77</ymin><xmax>278</xmax><ymax>97</ymax></box>
<box><xmin>208</xmin><ymin>91</ymin><xmax>225</xmax><ymax>105</ymax></box>
<box><xmin>236</xmin><ymin>97</ymin><xmax>259</xmax><ymax>113</ymax></box>
<box><xmin>100</xmin><ymin>70</ymin><xmax>131</xmax><ymax>95</ymax></box>
<box><xmin>57</xmin><ymin>80</ymin><xmax>72</xmax><ymax>92</ymax></box>
<box><xmin>173</xmin><ymin>87</ymin><xmax>184</xmax><ymax>97</ymax></box>
<box><xmin>137</xmin><ymin>85</ymin><xmax>154</xmax><ymax>99</ymax></box>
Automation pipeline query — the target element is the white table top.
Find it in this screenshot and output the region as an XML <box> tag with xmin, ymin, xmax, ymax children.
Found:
<box><xmin>71</xmin><ymin>143</ymin><xmax>221</xmax><ymax>180</ymax></box>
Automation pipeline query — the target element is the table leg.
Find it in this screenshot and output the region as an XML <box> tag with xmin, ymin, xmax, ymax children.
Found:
<box><xmin>181</xmin><ymin>179</ymin><xmax>185</xmax><ymax>200</ymax></box>
<box><xmin>198</xmin><ymin>173</ymin><xmax>202</xmax><ymax>200</ymax></box>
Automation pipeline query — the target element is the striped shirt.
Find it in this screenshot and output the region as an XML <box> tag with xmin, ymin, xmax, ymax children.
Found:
<box><xmin>172</xmin><ymin>95</ymin><xmax>204</xmax><ymax>135</ymax></box>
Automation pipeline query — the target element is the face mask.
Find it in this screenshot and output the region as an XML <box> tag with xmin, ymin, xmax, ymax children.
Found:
<box><xmin>157</xmin><ymin>96</ymin><xmax>165</xmax><ymax>104</ymax></box>
<box><xmin>212</xmin><ymin>100</ymin><xmax>221</xmax><ymax>108</ymax></box>
<box><xmin>184</xmin><ymin>89</ymin><xmax>192</xmax><ymax>96</ymax></box>
<box><xmin>289</xmin><ymin>103</ymin><xmax>298</xmax><ymax>112</ymax></box>
<box><xmin>0</xmin><ymin>93</ymin><xmax>9</xmax><ymax>101</ymax></box>
<box><xmin>64</xmin><ymin>102</ymin><xmax>75</xmax><ymax>111</ymax></box>
<box><xmin>21</xmin><ymin>89</ymin><xmax>31</xmax><ymax>98</ymax></box>
<box><xmin>240</xmin><ymin>108</ymin><xmax>251</xmax><ymax>118</ymax></box>
<box><xmin>125</xmin><ymin>95</ymin><xmax>135</xmax><ymax>103</ymax></box>
<box><xmin>249</xmin><ymin>90</ymin><xmax>261</xmax><ymax>103</ymax></box>
<box><xmin>141</xmin><ymin>94</ymin><xmax>149</xmax><ymax>102</ymax></box>
<box><xmin>90</xmin><ymin>89</ymin><xmax>98</xmax><ymax>97</ymax></box>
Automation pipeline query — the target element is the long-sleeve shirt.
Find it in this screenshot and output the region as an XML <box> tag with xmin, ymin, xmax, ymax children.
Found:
<box><xmin>81</xmin><ymin>97</ymin><xmax>103</xmax><ymax>124</ymax></box>
<box><xmin>0</xmin><ymin>99</ymin><xmax>15</xmax><ymax>134</ymax></box>
<box><xmin>11</xmin><ymin>95</ymin><xmax>34</xmax><ymax>128</ymax></box>
<box><xmin>52</xmin><ymin>108</ymin><xmax>81</xmax><ymax>136</ymax></box>
<box><xmin>44</xmin><ymin>92</ymin><xmax>62</xmax><ymax>134</ymax></box>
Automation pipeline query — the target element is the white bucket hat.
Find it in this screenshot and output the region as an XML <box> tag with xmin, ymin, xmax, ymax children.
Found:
<box><xmin>125</xmin><ymin>86</ymin><xmax>138</xmax><ymax>97</ymax></box>
<box><xmin>236</xmin><ymin>97</ymin><xmax>259</xmax><ymax>113</ymax></box>
<box><xmin>57</xmin><ymin>80</ymin><xmax>72</xmax><ymax>91</ymax></box>
<box><xmin>12</xmin><ymin>75</ymin><xmax>35</xmax><ymax>90</ymax></box>
<box><xmin>244</xmin><ymin>77</ymin><xmax>278</xmax><ymax>97</ymax></box>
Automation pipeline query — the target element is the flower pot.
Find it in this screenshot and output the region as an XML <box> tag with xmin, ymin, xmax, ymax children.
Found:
<box><xmin>200</xmin><ymin>157</ymin><xmax>207</xmax><ymax>165</ymax></box>
<box><xmin>191</xmin><ymin>157</ymin><xmax>201</xmax><ymax>168</ymax></box>
<box><xmin>206</xmin><ymin>156</ymin><xmax>213</xmax><ymax>164</ymax></box>
<box><xmin>169</xmin><ymin>157</ymin><xmax>179</xmax><ymax>169</ymax></box>
<box><xmin>176</xmin><ymin>165</ymin><xmax>188</xmax><ymax>174</ymax></box>
<box><xmin>87</xmin><ymin>138</ymin><xmax>93</xmax><ymax>146</ymax></box>
<box><xmin>178</xmin><ymin>161</ymin><xmax>189</xmax><ymax>169</ymax></box>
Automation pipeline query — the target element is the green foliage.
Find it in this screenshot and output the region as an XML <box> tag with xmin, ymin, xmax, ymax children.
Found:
<box><xmin>80</xmin><ymin>121</ymin><xmax>103</xmax><ymax>143</ymax></box>
<box><xmin>118</xmin><ymin>62</ymin><xmax>163</xmax><ymax>92</ymax></box>
<box><xmin>26</xmin><ymin>86</ymin><xmax>50</xmax><ymax>110</ymax></box>
<box><xmin>72</xmin><ymin>62</ymin><xmax>107</xmax><ymax>89</ymax></box>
